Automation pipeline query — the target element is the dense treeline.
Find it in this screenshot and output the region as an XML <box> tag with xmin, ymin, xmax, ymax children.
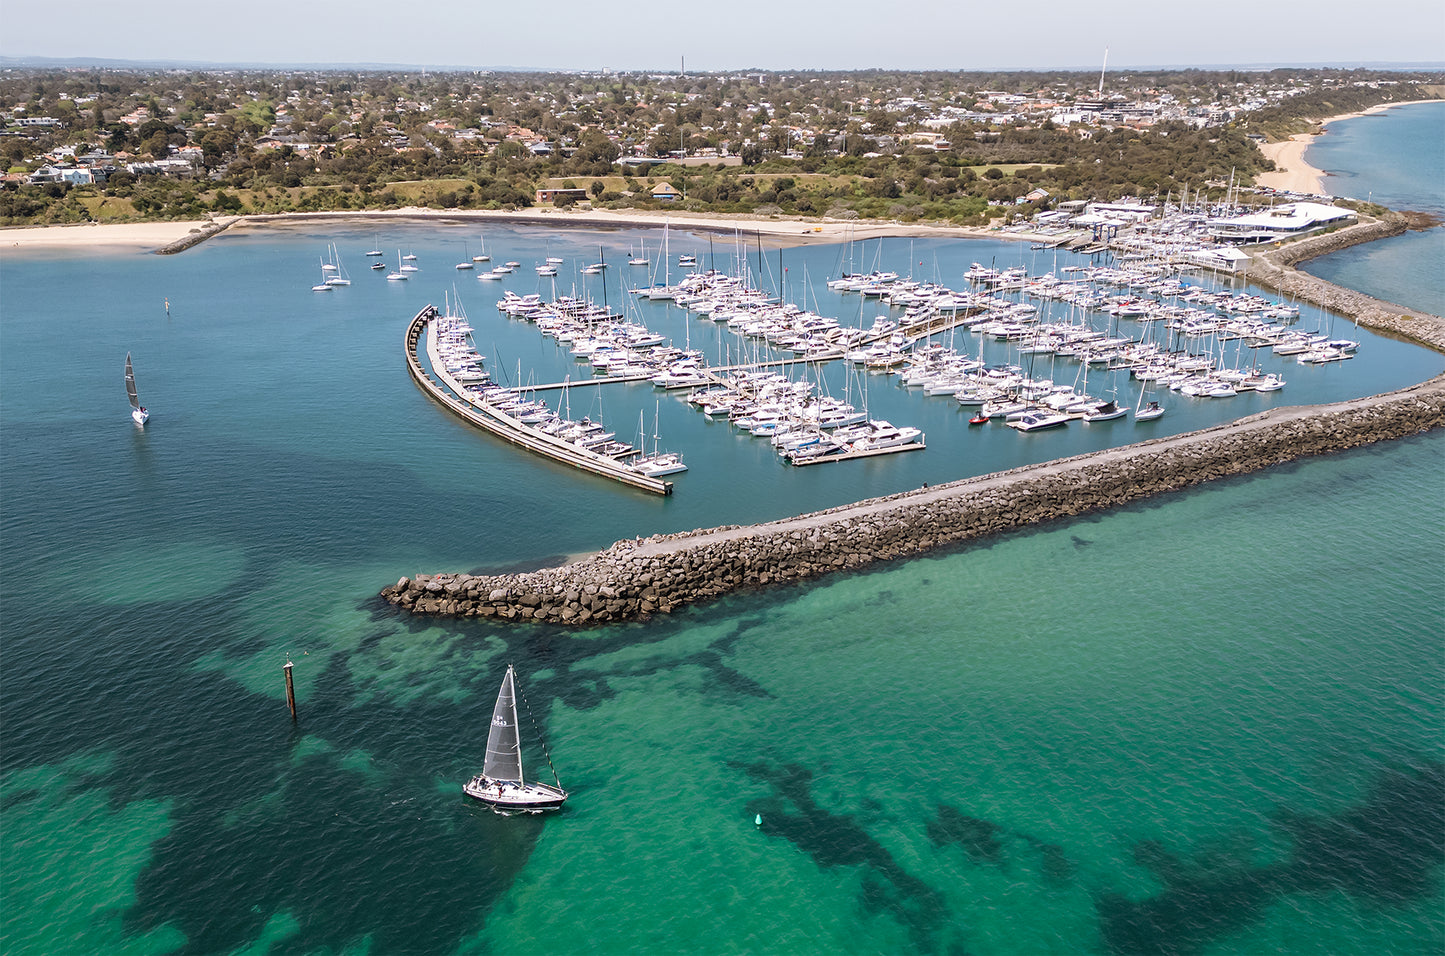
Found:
<box><xmin>1</xmin><ymin>66</ymin><xmax>1438</xmax><ymax>225</ymax></box>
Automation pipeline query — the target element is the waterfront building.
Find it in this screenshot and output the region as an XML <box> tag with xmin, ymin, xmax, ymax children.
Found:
<box><xmin>1208</xmin><ymin>202</ymin><xmax>1356</xmax><ymax>243</ymax></box>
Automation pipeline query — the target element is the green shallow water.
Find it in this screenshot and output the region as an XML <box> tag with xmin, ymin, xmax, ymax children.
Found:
<box><xmin>2</xmin><ymin>433</ymin><xmax>1440</xmax><ymax>955</ymax></box>
<box><xmin>2</xmin><ymin>190</ymin><xmax>1443</xmax><ymax>950</ymax></box>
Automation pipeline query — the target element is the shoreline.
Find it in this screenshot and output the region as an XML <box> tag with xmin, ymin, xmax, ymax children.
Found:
<box><xmin>222</xmin><ymin>206</ymin><xmax>1030</xmax><ymax>250</ymax></box>
<box><xmin>0</xmin><ymin>218</ymin><xmax>223</xmax><ymax>252</ymax></box>
<box><xmin>1254</xmin><ymin>98</ymin><xmax>1443</xmax><ymax>197</ymax></box>
<box><xmin>0</xmin><ymin>206</ymin><xmax>1037</xmax><ymax>255</ymax></box>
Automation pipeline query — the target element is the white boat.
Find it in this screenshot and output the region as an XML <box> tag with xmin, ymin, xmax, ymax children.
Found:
<box><xmin>402</xmin><ymin>251</ymin><xmax>418</xmax><ymax>261</ymax></box>
<box><xmin>848</xmin><ymin>421</ymin><xmax>922</xmax><ymax>451</ymax></box>
<box><xmin>387</xmin><ymin>251</ymin><xmax>408</xmax><ymax>281</ymax></box>
<box><xmin>472</xmin><ymin>236</ymin><xmax>490</xmax><ymax>262</ymax></box>
<box><xmin>462</xmin><ymin>665</ymin><xmax>568</xmax><ymax>813</ymax></box>
<box><xmin>1082</xmin><ymin>399</ymin><xmax>1127</xmax><ymax>422</ymax></box>
<box><xmin>635</xmin><ymin>452</ymin><xmax>687</xmax><ymax>476</ymax></box>
<box><xmin>634</xmin><ymin>403</ymin><xmax>690</xmax><ymax>474</ymax></box>
<box><xmin>324</xmin><ymin>245</ymin><xmax>351</xmax><ymax>285</ymax></box>
<box><xmin>1007</xmin><ymin>411</ymin><xmax>1071</xmax><ymax>432</ymax></box>
<box><xmin>1135</xmin><ymin>400</ymin><xmax>1165</xmax><ymax>422</ymax></box>
<box><xmin>125</xmin><ymin>352</ymin><xmax>149</xmax><ymax>426</ymax></box>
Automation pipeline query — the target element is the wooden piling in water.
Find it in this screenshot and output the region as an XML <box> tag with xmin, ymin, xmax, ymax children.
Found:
<box><xmin>283</xmin><ymin>658</ymin><xmax>297</xmax><ymax>721</ymax></box>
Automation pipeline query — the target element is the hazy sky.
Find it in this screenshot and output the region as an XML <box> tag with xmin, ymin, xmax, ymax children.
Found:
<box><xmin>3</xmin><ymin>0</ymin><xmax>1443</xmax><ymax>71</ymax></box>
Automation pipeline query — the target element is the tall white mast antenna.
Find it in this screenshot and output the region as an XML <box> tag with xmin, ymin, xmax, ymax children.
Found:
<box><xmin>1098</xmin><ymin>48</ymin><xmax>1108</xmax><ymax>95</ymax></box>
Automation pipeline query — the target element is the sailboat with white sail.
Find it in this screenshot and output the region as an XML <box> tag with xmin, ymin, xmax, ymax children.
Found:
<box><xmin>324</xmin><ymin>244</ymin><xmax>351</xmax><ymax>285</ymax></box>
<box><xmin>462</xmin><ymin>665</ymin><xmax>568</xmax><ymax>813</ymax></box>
<box><xmin>632</xmin><ymin>401</ymin><xmax>688</xmax><ymax>477</ymax></box>
<box><xmin>125</xmin><ymin>352</ymin><xmax>149</xmax><ymax>426</ymax></box>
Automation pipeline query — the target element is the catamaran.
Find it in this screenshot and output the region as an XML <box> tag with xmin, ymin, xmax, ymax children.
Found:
<box><xmin>125</xmin><ymin>353</ymin><xmax>149</xmax><ymax>426</ymax></box>
<box><xmin>463</xmin><ymin>665</ymin><xmax>568</xmax><ymax>813</ymax></box>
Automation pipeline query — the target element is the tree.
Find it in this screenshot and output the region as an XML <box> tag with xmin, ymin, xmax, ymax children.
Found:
<box><xmin>740</xmin><ymin>143</ymin><xmax>764</xmax><ymax>166</ymax></box>
<box><xmin>590</xmin><ymin>179</ymin><xmax>605</xmax><ymax>198</ymax></box>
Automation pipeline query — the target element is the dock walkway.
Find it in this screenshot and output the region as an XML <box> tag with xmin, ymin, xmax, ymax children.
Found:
<box><xmin>403</xmin><ymin>306</ymin><xmax>673</xmax><ymax>495</ymax></box>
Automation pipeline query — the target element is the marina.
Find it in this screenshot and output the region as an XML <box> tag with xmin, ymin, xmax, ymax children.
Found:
<box><xmin>389</xmin><ymin>217</ymin><xmax>1425</xmax><ymax>491</ymax></box>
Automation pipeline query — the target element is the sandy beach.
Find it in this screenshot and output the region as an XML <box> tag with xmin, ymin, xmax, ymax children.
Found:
<box><xmin>226</xmin><ymin>205</ymin><xmax>1026</xmax><ymax>249</ymax></box>
<box><xmin>1255</xmin><ymin>134</ymin><xmax>1327</xmax><ymax>196</ymax></box>
<box><xmin>1</xmin><ymin>205</ymin><xmax>1047</xmax><ymax>255</ymax></box>
<box><xmin>0</xmin><ymin>219</ymin><xmax>220</xmax><ymax>252</ymax></box>
<box><xmin>1254</xmin><ymin>98</ymin><xmax>1442</xmax><ymax>196</ymax></box>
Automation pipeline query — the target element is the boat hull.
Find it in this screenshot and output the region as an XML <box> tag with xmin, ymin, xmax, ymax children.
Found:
<box><xmin>463</xmin><ymin>775</ymin><xmax>567</xmax><ymax>812</ymax></box>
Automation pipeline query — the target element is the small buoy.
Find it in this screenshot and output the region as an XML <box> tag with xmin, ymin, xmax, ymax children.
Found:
<box><xmin>755</xmin><ymin>814</ymin><xmax>762</xmax><ymax>827</ymax></box>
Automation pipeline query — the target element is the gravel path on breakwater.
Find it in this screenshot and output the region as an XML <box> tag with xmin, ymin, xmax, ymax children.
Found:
<box><xmin>381</xmin><ymin>375</ymin><xmax>1445</xmax><ymax>625</ymax></box>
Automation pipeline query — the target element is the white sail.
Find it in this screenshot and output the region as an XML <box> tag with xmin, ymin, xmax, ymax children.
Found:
<box><xmin>125</xmin><ymin>353</ymin><xmax>140</xmax><ymax>410</ymax></box>
<box><xmin>482</xmin><ymin>666</ymin><xmax>524</xmax><ymax>784</ymax></box>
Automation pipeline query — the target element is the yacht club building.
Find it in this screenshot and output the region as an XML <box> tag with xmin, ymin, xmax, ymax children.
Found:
<box><xmin>1207</xmin><ymin>202</ymin><xmax>1355</xmax><ymax>243</ymax></box>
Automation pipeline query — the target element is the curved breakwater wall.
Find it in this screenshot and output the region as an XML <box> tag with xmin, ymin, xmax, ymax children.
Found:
<box><xmin>381</xmin><ymin>376</ymin><xmax>1445</xmax><ymax>625</ymax></box>
<box><xmin>1245</xmin><ymin>217</ymin><xmax>1445</xmax><ymax>351</ymax></box>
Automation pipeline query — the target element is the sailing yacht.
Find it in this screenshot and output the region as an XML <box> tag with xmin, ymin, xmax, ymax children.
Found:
<box><xmin>125</xmin><ymin>353</ymin><xmax>149</xmax><ymax>426</ymax></box>
<box><xmin>631</xmin><ymin>403</ymin><xmax>688</xmax><ymax>477</ymax></box>
<box><xmin>462</xmin><ymin>665</ymin><xmax>568</xmax><ymax>813</ymax></box>
<box><xmin>1134</xmin><ymin>381</ymin><xmax>1165</xmax><ymax>421</ymax></box>
<box><xmin>324</xmin><ymin>244</ymin><xmax>351</xmax><ymax>285</ymax></box>
<box><xmin>1135</xmin><ymin>399</ymin><xmax>1165</xmax><ymax>422</ymax></box>
<box><xmin>387</xmin><ymin>251</ymin><xmax>408</xmax><ymax>281</ymax></box>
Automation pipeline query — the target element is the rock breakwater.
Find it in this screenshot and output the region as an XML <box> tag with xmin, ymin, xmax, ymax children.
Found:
<box><xmin>381</xmin><ymin>377</ymin><xmax>1445</xmax><ymax>626</ymax></box>
<box><xmin>153</xmin><ymin>216</ymin><xmax>236</xmax><ymax>255</ymax></box>
<box><xmin>1247</xmin><ymin>216</ymin><xmax>1445</xmax><ymax>350</ymax></box>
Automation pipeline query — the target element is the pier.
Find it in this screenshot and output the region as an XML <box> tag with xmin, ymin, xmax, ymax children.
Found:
<box><xmin>787</xmin><ymin>440</ymin><xmax>926</xmax><ymax>465</ymax></box>
<box><xmin>403</xmin><ymin>306</ymin><xmax>674</xmax><ymax>495</ymax></box>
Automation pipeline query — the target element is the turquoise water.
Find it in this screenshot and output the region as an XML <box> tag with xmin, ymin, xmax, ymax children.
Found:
<box><xmin>2</xmin><ymin>174</ymin><xmax>1443</xmax><ymax>952</ymax></box>
<box><xmin>1304</xmin><ymin>100</ymin><xmax>1445</xmax><ymax>315</ymax></box>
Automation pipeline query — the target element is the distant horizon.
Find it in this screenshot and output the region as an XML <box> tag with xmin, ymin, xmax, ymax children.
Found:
<box><xmin>3</xmin><ymin>55</ymin><xmax>1444</xmax><ymax>76</ymax></box>
<box><xmin>3</xmin><ymin>0</ymin><xmax>1442</xmax><ymax>75</ymax></box>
